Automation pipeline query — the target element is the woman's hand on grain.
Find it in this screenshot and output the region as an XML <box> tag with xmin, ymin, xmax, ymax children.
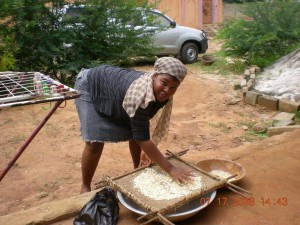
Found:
<box><xmin>169</xmin><ymin>166</ymin><xmax>193</xmax><ymax>184</ymax></box>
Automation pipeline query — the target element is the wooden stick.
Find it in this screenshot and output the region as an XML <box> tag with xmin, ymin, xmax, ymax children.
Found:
<box><xmin>140</xmin><ymin>216</ymin><xmax>158</xmax><ymax>225</ymax></box>
<box><xmin>94</xmin><ymin>180</ymin><xmax>108</xmax><ymax>189</ymax></box>
<box><xmin>227</xmin><ymin>186</ymin><xmax>249</xmax><ymax>198</ymax></box>
<box><xmin>226</xmin><ymin>174</ymin><xmax>238</xmax><ymax>181</ymax></box>
<box><xmin>165</xmin><ymin>149</ymin><xmax>189</xmax><ymax>158</ymax></box>
<box><xmin>137</xmin><ymin>211</ymin><xmax>158</xmax><ymax>221</ymax></box>
<box><xmin>95</xmin><ymin>165</ymin><xmax>148</xmax><ymax>187</ymax></box>
<box><xmin>175</xmin><ymin>148</ymin><xmax>189</xmax><ymax>155</ymax></box>
<box><xmin>227</xmin><ymin>182</ymin><xmax>253</xmax><ymax>195</ymax></box>
<box><xmin>157</xmin><ymin>213</ymin><xmax>175</xmax><ymax>225</ymax></box>
<box><xmin>112</xmin><ymin>166</ymin><xmax>148</xmax><ymax>180</ymax></box>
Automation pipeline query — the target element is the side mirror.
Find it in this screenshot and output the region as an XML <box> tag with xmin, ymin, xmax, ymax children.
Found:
<box><xmin>170</xmin><ymin>21</ymin><xmax>176</xmax><ymax>28</ymax></box>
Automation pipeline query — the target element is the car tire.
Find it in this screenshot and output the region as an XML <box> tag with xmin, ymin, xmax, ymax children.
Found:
<box><xmin>180</xmin><ymin>42</ymin><xmax>199</xmax><ymax>64</ymax></box>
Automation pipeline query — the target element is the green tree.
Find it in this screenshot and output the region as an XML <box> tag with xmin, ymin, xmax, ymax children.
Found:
<box><xmin>0</xmin><ymin>0</ymin><xmax>65</xmax><ymax>77</ymax></box>
<box><xmin>217</xmin><ymin>0</ymin><xmax>300</xmax><ymax>67</ymax></box>
<box><xmin>0</xmin><ymin>32</ymin><xmax>16</xmax><ymax>71</ymax></box>
<box><xmin>0</xmin><ymin>0</ymin><xmax>158</xmax><ymax>84</ymax></box>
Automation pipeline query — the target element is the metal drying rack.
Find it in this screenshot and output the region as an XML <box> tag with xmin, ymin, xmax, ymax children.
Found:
<box><xmin>0</xmin><ymin>71</ymin><xmax>80</xmax><ymax>182</ymax></box>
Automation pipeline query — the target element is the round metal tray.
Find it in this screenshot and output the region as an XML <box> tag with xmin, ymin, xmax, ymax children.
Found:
<box><xmin>117</xmin><ymin>190</ymin><xmax>217</xmax><ymax>222</ymax></box>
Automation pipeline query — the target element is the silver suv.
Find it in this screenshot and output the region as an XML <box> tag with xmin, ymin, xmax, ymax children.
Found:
<box><xmin>148</xmin><ymin>9</ymin><xmax>208</xmax><ymax>64</ymax></box>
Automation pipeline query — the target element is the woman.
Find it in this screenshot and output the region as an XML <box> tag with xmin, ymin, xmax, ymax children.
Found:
<box><xmin>75</xmin><ymin>57</ymin><xmax>192</xmax><ymax>193</ymax></box>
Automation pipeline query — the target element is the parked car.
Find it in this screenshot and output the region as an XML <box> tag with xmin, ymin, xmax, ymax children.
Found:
<box><xmin>144</xmin><ymin>9</ymin><xmax>208</xmax><ymax>64</ymax></box>
<box><xmin>61</xmin><ymin>6</ymin><xmax>208</xmax><ymax>64</ymax></box>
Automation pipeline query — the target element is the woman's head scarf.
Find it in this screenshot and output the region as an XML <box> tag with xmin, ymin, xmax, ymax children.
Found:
<box><xmin>153</xmin><ymin>57</ymin><xmax>187</xmax><ymax>83</ymax></box>
<box><xmin>122</xmin><ymin>57</ymin><xmax>187</xmax><ymax>144</ymax></box>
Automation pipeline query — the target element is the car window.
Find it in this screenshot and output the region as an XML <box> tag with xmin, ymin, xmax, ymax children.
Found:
<box><xmin>124</xmin><ymin>10</ymin><xmax>171</xmax><ymax>28</ymax></box>
<box><xmin>146</xmin><ymin>11</ymin><xmax>171</xmax><ymax>28</ymax></box>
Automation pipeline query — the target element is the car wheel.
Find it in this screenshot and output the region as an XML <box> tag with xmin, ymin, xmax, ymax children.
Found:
<box><xmin>180</xmin><ymin>43</ymin><xmax>199</xmax><ymax>64</ymax></box>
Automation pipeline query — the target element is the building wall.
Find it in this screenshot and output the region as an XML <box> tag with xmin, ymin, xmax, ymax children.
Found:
<box><xmin>149</xmin><ymin>0</ymin><xmax>223</xmax><ymax>29</ymax></box>
<box><xmin>223</xmin><ymin>3</ymin><xmax>245</xmax><ymax>20</ymax></box>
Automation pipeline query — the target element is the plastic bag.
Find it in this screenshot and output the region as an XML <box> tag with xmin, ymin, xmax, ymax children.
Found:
<box><xmin>73</xmin><ymin>187</ymin><xmax>119</xmax><ymax>225</ymax></box>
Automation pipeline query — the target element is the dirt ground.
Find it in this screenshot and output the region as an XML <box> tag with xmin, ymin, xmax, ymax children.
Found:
<box><xmin>0</xmin><ymin>41</ymin><xmax>294</xmax><ymax>224</ymax></box>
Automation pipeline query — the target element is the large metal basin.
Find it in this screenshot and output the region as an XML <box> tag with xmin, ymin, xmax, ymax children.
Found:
<box><xmin>117</xmin><ymin>190</ymin><xmax>216</xmax><ymax>222</ymax></box>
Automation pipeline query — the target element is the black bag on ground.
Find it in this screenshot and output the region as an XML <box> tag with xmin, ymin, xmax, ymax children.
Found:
<box><xmin>73</xmin><ymin>187</ymin><xmax>119</xmax><ymax>225</ymax></box>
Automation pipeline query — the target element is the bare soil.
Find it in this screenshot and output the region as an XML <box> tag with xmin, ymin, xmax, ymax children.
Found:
<box><xmin>0</xmin><ymin>41</ymin><xmax>281</xmax><ymax>222</ymax></box>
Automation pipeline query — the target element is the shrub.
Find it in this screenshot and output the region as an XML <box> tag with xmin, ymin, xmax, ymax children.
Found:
<box><xmin>217</xmin><ymin>0</ymin><xmax>300</xmax><ymax>67</ymax></box>
<box><xmin>0</xmin><ymin>53</ymin><xmax>16</xmax><ymax>71</ymax></box>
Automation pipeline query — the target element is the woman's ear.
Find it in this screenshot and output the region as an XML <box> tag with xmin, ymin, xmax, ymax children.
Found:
<box><xmin>152</xmin><ymin>73</ymin><xmax>158</xmax><ymax>80</ymax></box>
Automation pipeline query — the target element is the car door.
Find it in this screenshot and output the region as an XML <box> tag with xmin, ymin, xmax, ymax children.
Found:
<box><xmin>148</xmin><ymin>11</ymin><xmax>179</xmax><ymax>55</ymax></box>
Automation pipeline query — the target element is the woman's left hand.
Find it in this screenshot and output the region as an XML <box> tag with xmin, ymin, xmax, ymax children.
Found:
<box><xmin>168</xmin><ymin>166</ymin><xmax>193</xmax><ymax>184</ymax></box>
<box><xmin>139</xmin><ymin>151</ymin><xmax>152</xmax><ymax>167</ymax></box>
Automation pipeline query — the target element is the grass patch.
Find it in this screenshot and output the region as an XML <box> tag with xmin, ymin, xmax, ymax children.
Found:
<box><xmin>199</xmin><ymin>53</ymin><xmax>229</xmax><ymax>76</ymax></box>
<box><xmin>246</xmin><ymin>130</ymin><xmax>268</xmax><ymax>140</ymax></box>
<box><xmin>239</xmin><ymin>121</ymin><xmax>270</xmax><ymax>142</ymax></box>
<box><xmin>209</xmin><ymin>122</ymin><xmax>231</xmax><ymax>134</ymax></box>
<box><xmin>193</xmin><ymin>49</ymin><xmax>247</xmax><ymax>76</ymax></box>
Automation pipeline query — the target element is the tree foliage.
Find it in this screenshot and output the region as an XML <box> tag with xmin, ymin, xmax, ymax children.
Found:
<box><xmin>0</xmin><ymin>0</ymin><xmax>66</xmax><ymax>78</ymax></box>
<box><xmin>217</xmin><ymin>0</ymin><xmax>300</xmax><ymax>67</ymax></box>
<box><xmin>0</xmin><ymin>0</ymin><xmax>158</xmax><ymax>84</ymax></box>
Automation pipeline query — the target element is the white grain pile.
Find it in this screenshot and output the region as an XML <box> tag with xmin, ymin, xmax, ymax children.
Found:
<box><xmin>132</xmin><ymin>168</ymin><xmax>202</xmax><ymax>200</ymax></box>
<box><xmin>254</xmin><ymin>48</ymin><xmax>300</xmax><ymax>102</ymax></box>
<box><xmin>210</xmin><ymin>169</ymin><xmax>232</xmax><ymax>179</ymax></box>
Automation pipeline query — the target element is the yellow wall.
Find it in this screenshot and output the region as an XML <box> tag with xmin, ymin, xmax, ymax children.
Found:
<box><xmin>149</xmin><ymin>0</ymin><xmax>223</xmax><ymax>29</ymax></box>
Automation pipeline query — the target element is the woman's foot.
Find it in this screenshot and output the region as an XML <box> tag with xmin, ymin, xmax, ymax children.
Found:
<box><xmin>80</xmin><ymin>184</ymin><xmax>91</xmax><ymax>194</ymax></box>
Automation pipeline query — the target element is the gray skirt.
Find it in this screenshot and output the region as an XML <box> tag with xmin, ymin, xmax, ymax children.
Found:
<box><xmin>74</xmin><ymin>70</ymin><xmax>132</xmax><ymax>142</ymax></box>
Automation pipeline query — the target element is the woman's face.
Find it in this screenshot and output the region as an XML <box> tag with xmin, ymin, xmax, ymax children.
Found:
<box><xmin>152</xmin><ymin>73</ymin><xmax>180</xmax><ymax>102</ymax></box>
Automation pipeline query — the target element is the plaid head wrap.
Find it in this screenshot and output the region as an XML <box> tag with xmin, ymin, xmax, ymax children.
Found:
<box><xmin>154</xmin><ymin>57</ymin><xmax>187</xmax><ymax>83</ymax></box>
<box><xmin>122</xmin><ymin>57</ymin><xmax>187</xmax><ymax>144</ymax></box>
